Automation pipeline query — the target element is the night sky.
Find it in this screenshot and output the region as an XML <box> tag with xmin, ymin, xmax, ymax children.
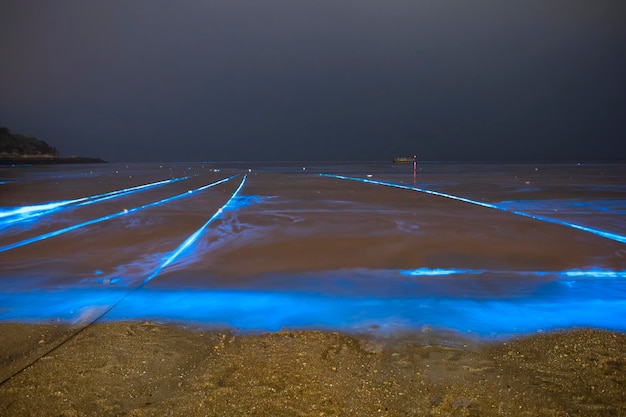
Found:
<box><xmin>1</xmin><ymin>1</ymin><xmax>625</xmax><ymax>162</ymax></box>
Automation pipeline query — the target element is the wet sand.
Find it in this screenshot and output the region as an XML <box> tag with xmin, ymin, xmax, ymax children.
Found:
<box><xmin>1</xmin><ymin>323</ymin><xmax>625</xmax><ymax>416</ymax></box>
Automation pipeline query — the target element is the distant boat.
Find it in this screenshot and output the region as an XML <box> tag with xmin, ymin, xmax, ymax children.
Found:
<box><xmin>393</xmin><ymin>156</ymin><xmax>415</xmax><ymax>164</ymax></box>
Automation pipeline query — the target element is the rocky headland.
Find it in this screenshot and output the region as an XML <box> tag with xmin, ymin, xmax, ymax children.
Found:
<box><xmin>0</xmin><ymin>127</ymin><xmax>105</xmax><ymax>164</ymax></box>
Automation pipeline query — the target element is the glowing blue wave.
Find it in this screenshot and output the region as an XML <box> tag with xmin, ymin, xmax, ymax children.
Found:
<box><xmin>3</xmin><ymin>284</ymin><xmax>625</xmax><ymax>338</ymax></box>
<box><xmin>320</xmin><ymin>174</ymin><xmax>626</xmax><ymax>244</ymax></box>
<box><xmin>0</xmin><ymin>176</ymin><xmax>237</xmax><ymax>254</ymax></box>
<box><xmin>74</xmin><ymin>176</ymin><xmax>192</xmax><ymax>207</ymax></box>
<box><xmin>402</xmin><ymin>267</ymin><xmax>484</xmax><ymax>276</ymax></box>
<box><xmin>400</xmin><ymin>267</ymin><xmax>626</xmax><ymax>279</ymax></box>
<box><xmin>1</xmin><ymin>265</ymin><xmax>625</xmax><ymax>338</ymax></box>
<box><xmin>108</xmin><ymin>289</ymin><xmax>626</xmax><ymax>337</ymax></box>
<box><xmin>0</xmin><ymin>175</ymin><xmax>192</xmax><ymax>227</ymax></box>
<box><xmin>497</xmin><ymin>199</ymin><xmax>626</xmax><ymax>215</ymax></box>
<box><xmin>562</xmin><ymin>270</ymin><xmax>626</xmax><ymax>278</ymax></box>
<box><xmin>142</xmin><ymin>175</ymin><xmax>247</xmax><ymax>284</ymax></box>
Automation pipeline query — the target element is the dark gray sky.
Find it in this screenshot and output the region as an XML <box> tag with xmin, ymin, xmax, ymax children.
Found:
<box><xmin>1</xmin><ymin>1</ymin><xmax>625</xmax><ymax>162</ymax></box>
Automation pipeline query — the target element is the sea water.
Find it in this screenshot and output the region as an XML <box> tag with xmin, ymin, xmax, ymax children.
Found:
<box><xmin>1</xmin><ymin>161</ymin><xmax>625</xmax><ymax>339</ymax></box>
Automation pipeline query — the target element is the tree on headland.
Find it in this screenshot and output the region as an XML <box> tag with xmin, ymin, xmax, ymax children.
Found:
<box><xmin>0</xmin><ymin>127</ymin><xmax>105</xmax><ymax>164</ymax></box>
<box><xmin>0</xmin><ymin>127</ymin><xmax>59</xmax><ymax>157</ymax></box>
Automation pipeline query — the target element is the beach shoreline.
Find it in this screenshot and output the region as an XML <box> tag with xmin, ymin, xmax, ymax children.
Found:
<box><xmin>1</xmin><ymin>322</ymin><xmax>624</xmax><ymax>416</ymax></box>
<box><xmin>2</xmin><ymin>162</ymin><xmax>625</xmax><ymax>415</ymax></box>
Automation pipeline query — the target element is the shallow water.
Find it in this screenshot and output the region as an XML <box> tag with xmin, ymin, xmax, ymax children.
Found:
<box><xmin>1</xmin><ymin>161</ymin><xmax>625</xmax><ymax>339</ymax></box>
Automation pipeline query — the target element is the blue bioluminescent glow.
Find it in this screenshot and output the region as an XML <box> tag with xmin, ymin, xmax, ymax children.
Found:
<box><xmin>142</xmin><ymin>175</ymin><xmax>247</xmax><ymax>284</ymax></box>
<box><xmin>508</xmin><ymin>209</ymin><xmax>626</xmax><ymax>243</ymax></box>
<box><xmin>400</xmin><ymin>267</ymin><xmax>626</xmax><ymax>279</ymax></box>
<box><xmin>74</xmin><ymin>175</ymin><xmax>192</xmax><ymax>207</ymax></box>
<box><xmin>320</xmin><ymin>174</ymin><xmax>626</xmax><ymax>244</ymax></box>
<box><xmin>497</xmin><ymin>199</ymin><xmax>626</xmax><ymax>215</ymax></box>
<box><xmin>0</xmin><ymin>176</ymin><xmax>238</xmax><ymax>254</ymax></box>
<box><xmin>107</xmin><ymin>289</ymin><xmax>626</xmax><ymax>337</ymax></box>
<box><xmin>3</xmin><ymin>273</ymin><xmax>626</xmax><ymax>339</ymax></box>
<box><xmin>402</xmin><ymin>268</ymin><xmax>485</xmax><ymax>276</ymax></box>
<box><xmin>0</xmin><ymin>175</ymin><xmax>191</xmax><ymax>228</ymax></box>
<box><xmin>1</xmin><ymin>256</ymin><xmax>625</xmax><ymax>337</ymax></box>
<box><xmin>562</xmin><ymin>270</ymin><xmax>626</xmax><ymax>278</ymax></box>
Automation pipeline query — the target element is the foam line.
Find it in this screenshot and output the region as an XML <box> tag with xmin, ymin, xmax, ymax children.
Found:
<box><xmin>142</xmin><ymin>175</ymin><xmax>247</xmax><ymax>284</ymax></box>
<box><xmin>0</xmin><ymin>176</ymin><xmax>237</xmax><ymax>253</ymax></box>
<box><xmin>0</xmin><ymin>175</ymin><xmax>191</xmax><ymax>226</ymax></box>
<box><xmin>320</xmin><ymin>174</ymin><xmax>626</xmax><ymax>244</ymax></box>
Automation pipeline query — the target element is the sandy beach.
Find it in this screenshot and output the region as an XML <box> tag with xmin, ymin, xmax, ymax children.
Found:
<box><xmin>1</xmin><ymin>322</ymin><xmax>625</xmax><ymax>416</ymax></box>
<box><xmin>1</xmin><ymin>163</ymin><xmax>625</xmax><ymax>416</ymax></box>
<box><xmin>2</xmin><ymin>0</ymin><xmax>625</xmax><ymax>410</ymax></box>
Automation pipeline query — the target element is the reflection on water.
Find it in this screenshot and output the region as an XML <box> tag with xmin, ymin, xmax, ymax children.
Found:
<box><xmin>0</xmin><ymin>161</ymin><xmax>625</xmax><ymax>339</ymax></box>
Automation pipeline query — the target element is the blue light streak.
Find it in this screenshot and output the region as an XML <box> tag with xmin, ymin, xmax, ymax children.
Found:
<box><xmin>0</xmin><ymin>176</ymin><xmax>237</xmax><ymax>253</ymax></box>
<box><xmin>562</xmin><ymin>270</ymin><xmax>626</xmax><ymax>278</ymax></box>
<box><xmin>320</xmin><ymin>174</ymin><xmax>626</xmax><ymax>244</ymax></box>
<box><xmin>75</xmin><ymin>176</ymin><xmax>192</xmax><ymax>207</ymax></box>
<box><xmin>0</xmin><ymin>176</ymin><xmax>191</xmax><ymax>227</ymax></box>
<box><xmin>402</xmin><ymin>268</ymin><xmax>485</xmax><ymax>276</ymax></box>
<box><xmin>142</xmin><ymin>175</ymin><xmax>247</xmax><ymax>284</ymax></box>
<box><xmin>400</xmin><ymin>267</ymin><xmax>626</xmax><ymax>278</ymax></box>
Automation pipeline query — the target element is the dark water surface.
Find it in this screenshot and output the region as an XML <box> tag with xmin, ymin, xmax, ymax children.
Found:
<box><xmin>1</xmin><ymin>161</ymin><xmax>625</xmax><ymax>339</ymax></box>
